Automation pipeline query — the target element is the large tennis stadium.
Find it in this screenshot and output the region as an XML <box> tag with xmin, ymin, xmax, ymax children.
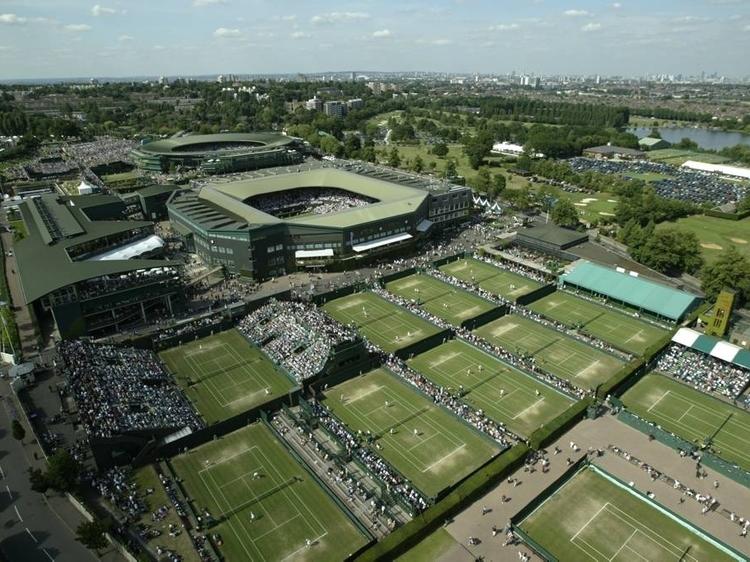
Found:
<box><xmin>130</xmin><ymin>132</ymin><xmax>303</xmax><ymax>174</ymax></box>
<box><xmin>168</xmin><ymin>165</ymin><xmax>473</xmax><ymax>279</ymax></box>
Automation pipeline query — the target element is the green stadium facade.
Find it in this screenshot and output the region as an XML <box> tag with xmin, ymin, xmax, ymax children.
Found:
<box><xmin>168</xmin><ymin>167</ymin><xmax>473</xmax><ymax>279</ymax></box>
<box><xmin>130</xmin><ymin>132</ymin><xmax>304</xmax><ymax>174</ymax></box>
<box><xmin>14</xmin><ymin>193</ymin><xmax>185</xmax><ymax>339</ymax></box>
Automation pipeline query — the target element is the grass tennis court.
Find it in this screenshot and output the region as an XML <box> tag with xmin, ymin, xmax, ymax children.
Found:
<box><xmin>171</xmin><ymin>423</ymin><xmax>369</xmax><ymax>562</ymax></box>
<box><xmin>408</xmin><ymin>340</ymin><xmax>575</xmax><ymax>438</ymax></box>
<box><xmin>474</xmin><ymin>315</ymin><xmax>625</xmax><ymax>390</ymax></box>
<box><xmin>520</xmin><ymin>465</ymin><xmax>736</xmax><ymax>562</ymax></box>
<box><xmin>322</xmin><ymin>368</ymin><xmax>500</xmax><ymax>498</ymax></box>
<box><xmin>622</xmin><ymin>374</ymin><xmax>750</xmax><ymax>473</ymax></box>
<box><xmin>439</xmin><ymin>257</ymin><xmax>543</xmax><ymax>301</ymax></box>
<box><xmin>160</xmin><ymin>329</ymin><xmax>295</xmax><ymax>425</ymax></box>
<box><xmin>385</xmin><ymin>273</ymin><xmax>497</xmax><ymax>326</ymax></box>
<box><xmin>322</xmin><ymin>292</ymin><xmax>443</xmax><ymax>353</ymax></box>
<box><xmin>528</xmin><ymin>291</ymin><xmax>669</xmax><ymax>356</ymax></box>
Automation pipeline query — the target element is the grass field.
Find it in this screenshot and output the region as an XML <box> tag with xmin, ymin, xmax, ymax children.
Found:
<box><xmin>385</xmin><ymin>273</ymin><xmax>497</xmax><ymax>326</ymax></box>
<box><xmin>657</xmin><ymin>214</ymin><xmax>750</xmax><ymax>264</ymax></box>
<box><xmin>172</xmin><ymin>423</ymin><xmax>369</xmax><ymax>562</ymax></box>
<box><xmin>133</xmin><ymin>465</ymin><xmax>202</xmax><ymax>562</ymax></box>
<box><xmin>322</xmin><ymin>368</ymin><xmax>500</xmax><ymax>497</ymax></box>
<box><xmin>395</xmin><ymin>528</ymin><xmax>460</xmax><ymax>562</ymax></box>
<box><xmin>528</xmin><ymin>292</ymin><xmax>669</xmax><ymax>356</ymax></box>
<box><xmin>160</xmin><ymin>329</ymin><xmax>295</xmax><ymax>425</ymax></box>
<box><xmin>561</xmin><ymin>192</ymin><xmax>619</xmax><ymax>223</ymax></box>
<box><xmin>622</xmin><ymin>374</ymin><xmax>750</xmax><ymax>472</ymax></box>
<box><xmin>520</xmin><ymin>465</ymin><xmax>736</xmax><ymax>562</ymax></box>
<box><xmin>474</xmin><ymin>315</ymin><xmax>625</xmax><ymax>390</ymax></box>
<box><xmin>408</xmin><ymin>340</ymin><xmax>575</xmax><ymax>438</ymax></box>
<box><xmin>322</xmin><ymin>292</ymin><xmax>442</xmax><ymax>353</ymax></box>
<box><xmin>103</xmin><ymin>170</ymin><xmax>140</xmax><ymax>183</ymax></box>
<box><xmin>439</xmin><ymin>257</ymin><xmax>543</xmax><ymax>302</ymax></box>
<box><xmin>647</xmin><ymin>148</ymin><xmax>732</xmax><ymax>166</ymax></box>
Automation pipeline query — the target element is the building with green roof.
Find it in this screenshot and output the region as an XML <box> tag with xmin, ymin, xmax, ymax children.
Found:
<box><xmin>167</xmin><ymin>166</ymin><xmax>472</xmax><ymax>279</ymax></box>
<box><xmin>560</xmin><ymin>260</ymin><xmax>700</xmax><ymax>322</ymax></box>
<box><xmin>130</xmin><ymin>132</ymin><xmax>303</xmax><ymax>173</ymax></box>
<box><xmin>14</xmin><ymin>194</ymin><xmax>185</xmax><ymax>339</ymax></box>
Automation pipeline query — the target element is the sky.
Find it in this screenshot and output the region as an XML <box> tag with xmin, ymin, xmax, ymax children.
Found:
<box><xmin>0</xmin><ymin>0</ymin><xmax>749</xmax><ymax>80</ymax></box>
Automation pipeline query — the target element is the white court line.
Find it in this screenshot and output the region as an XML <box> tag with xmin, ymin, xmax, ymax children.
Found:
<box><xmin>513</xmin><ymin>397</ymin><xmax>545</xmax><ymax>420</ymax></box>
<box><xmin>14</xmin><ymin>506</ymin><xmax>22</xmax><ymax>522</ymax></box>
<box><xmin>571</xmin><ymin>502</ymin><xmax>609</xmax><ymax>541</ymax></box>
<box><xmin>609</xmin><ymin>529</ymin><xmax>637</xmax><ymax>561</ymax></box>
<box><xmin>42</xmin><ymin>548</ymin><xmax>54</xmax><ymax>561</ymax></box>
<box><xmin>279</xmin><ymin>532</ymin><xmax>329</xmax><ymax>562</ymax></box>
<box><xmin>199</xmin><ymin>446</ymin><xmax>258</xmax><ymax>474</ymax></box>
<box><xmin>25</xmin><ymin>528</ymin><xmax>37</xmax><ymax>543</ymax></box>
<box><xmin>676</xmin><ymin>404</ymin><xmax>694</xmax><ymax>423</ymax></box>
<box><xmin>647</xmin><ymin>390</ymin><xmax>671</xmax><ymax>412</ymax></box>
<box><xmin>421</xmin><ymin>445</ymin><xmax>465</xmax><ymax>473</ymax></box>
<box><xmin>622</xmin><ymin>545</ymin><xmax>650</xmax><ymax>562</ymax></box>
<box><xmin>0</xmin><ymin>465</ymin><xmax>4</xmax><ymax>479</ymax></box>
<box><xmin>345</xmin><ymin>384</ymin><xmax>385</xmax><ymax>404</ymax></box>
<box><xmin>5</xmin><ymin>485</ymin><xmax>11</xmax><ymax>499</ymax></box>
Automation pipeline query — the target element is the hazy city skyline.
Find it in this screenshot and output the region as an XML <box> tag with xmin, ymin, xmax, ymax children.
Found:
<box><xmin>1</xmin><ymin>0</ymin><xmax>749</xmax><ymax>80</ymax></box>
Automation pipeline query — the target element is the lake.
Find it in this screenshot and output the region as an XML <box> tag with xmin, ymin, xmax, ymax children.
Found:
<box><xmin>626</xmin><ymin>126</ymin><xmax>750</xmax><ymax>151</ymax></box>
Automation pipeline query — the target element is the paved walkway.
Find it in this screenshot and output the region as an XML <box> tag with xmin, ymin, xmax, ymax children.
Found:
<box><xmin>440</xmin><ymin>413</ymin><xmax>750</xmax><ymax>561</ymax></box>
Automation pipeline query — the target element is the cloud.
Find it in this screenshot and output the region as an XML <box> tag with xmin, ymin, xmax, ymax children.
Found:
<box><xmin>193</xmin><ymin>0</ymin><xmax>227</xmax><ymax>5</ymax></box>
<box><xmin>0</xmin><ymin>13</ymin><xmax>26</xmax><ymax>25</ymax></box>
<box><xmin>744</xmin><ymin>24</ymin><xmax>750</xmax><ymax>31</ymax></box>
<box><xmin>65</xmin><ymin>23</ymin><xmax>92</xmax><ymax>32</ymax></box>
<box><xmin>564</xmin><ymin>9</ymin><xmax>590</xmax><ymax>17</ymax></box>
<box><xmin>581</xmin><ymin>22</ymin><xmax>602</xmax><ymax>31</ymax></box>
<box><xmin>118</xmin><ymin>34</ymin><xmax>134</xmax><ymax>42</ymax></box>
<box><xmin>416</xmin><ymin>38</ymin><xmax>453</xmax><ymax>45</ymax></box>
<box><xmin>273</xmin><ymin>15</ymin><xmax>296</xmax><ymax>22</ymax></box>
<box><xmin>673</xmin><ymin>16</ymin><xmax>712</xmax><ymax>23</ymax></box>
<box><xmin>311</xmin><ymin>12</ymin><xmax>370</xmax><ymax>25</ymax></box>
<box><xmin>214</xmin><ymin>27</ymin><xmax>241</xmax><ymax>37</ymax></box>
<box><xmin>488</xmin><ymin>23</ymin><xmax>520</xmax><ymax>31</ymax></box>
<box><xmin>372</xmin><ymin>29</ymin><xmax>391</xmax><ymax>38</ymax></box>
<box><xmin>612</xmin><ymin>2</ymin><xmax>621</xmax><ymax>8</ymax></box>
<box><xmin>290</xmin><ymin>31</ymin><xmax>310</xmax><ymax>39</ymax></box>
<box><xmin>91</xmin><ymin>5</ymin><xmax>121</xmax><ymax>16</ymax></box>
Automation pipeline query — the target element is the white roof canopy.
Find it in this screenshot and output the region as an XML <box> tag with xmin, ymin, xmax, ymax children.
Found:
<box><xmin>295</xmin><ymin>248</ymin><xmax>334</xmax><ymax>259</ymax></box>
<box><xmin>352</xmin><ymin>232</ymin><xmax>412</xmax><ymax>253</ymax></box>
<box><xmin>682</xmin><ymin>160</ymin><xmax>750</xmax><ymax>180</ymax></box>
<box><xmin>710</xmin><ymin>340</ymin><xmax>741</xmax><ymax>363</ymax></box>
<box><xmin>672</xmin><ymin>327</ymin><xmax>702</xmax><ymax>347</ymax></box>
<box><xmin>89</xmin><ymin>234</ymin><xmax>165</xmax><ymax>261</ymax></box>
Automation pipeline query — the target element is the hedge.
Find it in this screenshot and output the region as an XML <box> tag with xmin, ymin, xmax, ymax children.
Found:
<box><xmin>596</xmin><ymin>358</ymin><xmax>644</xmax><ymax>400</ymax></box>
<box><xmin>528</xmin><ymin>397</ymin><xmax>593</xmax><ymax>451</ymax></box>
<box><xmin>705</xmin><ymin>209</ymin><xmax>750</xmax><ymax>221</ymax></box>
<box><xmin>354</xmin><ymin>443</ymin><xmax>530</xmax><ymax>561</ymax></box>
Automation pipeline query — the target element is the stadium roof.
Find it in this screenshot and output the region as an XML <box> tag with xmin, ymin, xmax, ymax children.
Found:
<box><xmin>681</xmin><ymin>160</ymin><xmax>750</xmax><ymax>180</ymax></box>
<box><xmin>638</xmin><ymin>137</ymin><xmax>669</xmax><ymax>147</ymax></box>
<box><xmin>672</xmin><ymin>328</ymin><xmax>750</xmax><ymax>370</ymax></box>
<box><xmin>14</xmin><ymin>197</ymin><xmax>176</xmax><ymax>304</ymax></box>
<box><xmin>583</xmin><ymin>145</ymin><xmax>646</xmax><ymax>157</ymax></box>
<box><xmin>134</xmin><ymin>132</ymin><xmax>294</xmax><ymax>157</ymax></box>
<box><xmin>195</xmin><ymin>168</ymin><xmax>429</xmax><ymax>230</ymax></box>
<box><xmin>560</xmin><ymin>261</ymin><xmax>700</xmax><ymax>321</ymax></box>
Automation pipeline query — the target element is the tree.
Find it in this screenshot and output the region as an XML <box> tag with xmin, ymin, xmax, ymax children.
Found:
<box><xmin>471</xmin><ymin>167</ymin><xmax>492</xmax><ymax>192</ymax></box>
<box><xmin>76</xmin><ymin>519</ymin><xmax>110</xmax><ymax>552</ymax></box>
<box><xmin>11</xmin><ymin>419</ymin><xmax>25</xmax><ymax>441</ymax></box>
<box><xmin>737</xmin><ymin>195</ymin><xmax>750</xmax><ymax>213</ymax></box>
<box><xmin>387</xmin><ymin>146</ymin><xmax>401</xmax><ymax>168</ymax></box>
<box><xmin>550</xmin><ymin>198</ymin><xmax>580</xmax><ymax>228</ymax></box>
<box><xmin>635</xmin><ymin>228</ymin><xmax>703</xmax><ymax>275</ymax></box>
<box><xmin>45</xmin><ymin>449</ymin><xmax>80</xmax><ymax>493</ymax></box>
<box><xmin>701</xmin><ymin>246</ymin><xmax>750</xmax><ymax>306</ymax></box>
<box><xmin>649</xmin><ymin>127</ymin><xmax>662</xmax><ymax>139</ymax></box>
<box><xmin>28</xmin><ymin>468</ymin><xmax>49</xmax><ymax>494</ymax></box>
<box><xmin>412</xmin><ymin>155</ymin><xmax>424</xmax><ymax>173</ymax></box>
<box><xmin>516</xmin><ymin>154</ymin><xmax>532</xmax><ymax>171</ymax></box>
<box><xmin>443</xmin><ymin>159</ymin><xmax>458</xmax><ymax>179</ymax></box>
<box><xmin>431</xmin><ymin>142</ymin><xmax>449</xmax><ymax>157</ymax></box>
<box><xmin>493</xmin><ymin>174</ymin><xmax>506</xmax><ymax>196</ymax></box>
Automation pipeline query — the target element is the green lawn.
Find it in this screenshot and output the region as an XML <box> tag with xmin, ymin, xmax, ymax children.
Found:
<box><xmin>408</xmin><ymin>340</ymin><xmax>575</xmax><ymax>438</ymax></box>
<box><xmin>519</xmin><ymin>465</ymin><xmax>736</xmax><ymax>562</ymax></box>
<box><xmin>647</xmin><ymin>148</ymin><xmax>732</xmax><ymax>166</ymax></box>
<box><xmin>322</xmin><ymin>292</ymin><xmax>442</xmax><ymax>353</ymax></box>
<box><xmin>528</xmin><ymin>292</ymin><xmax>669</xmax><ymax>356</ymax></box>
<box><xmin>322</xmin><ymin>368</ymin><xmax>500</xmax><ymax>498</ymax></box>
<box><xmin>622</xmin><ymin>374</ymin><xmax>750</xmax><ymax>472</ymax></box>
<box><xmin>133</xmin><ymin>465</ymin><xmax>202</xmax><ymax>562</ymax></box>
<box><xmin>395</xmin><ymin>528</ymin><xmax>460</xmax><ymax>562</ymax></box>
<box><xmin>657</xmin><ymin>214</ymin><xmax>750</xmax><ymax>264</ymax></box>
<box><xmin>385</xmin><ymin>273</ymin><xmax>497</xmax><ymax>326</ymax></box>
<box><xmin>560</xmin><ymin>192</ymin><xmax>619</xmax><ymax>223</ymax></box>
<box><xmin>8</xmin><ymin>219</ymin><xmax>27</xmax><ymax>240</ymax></box>
<box><xmin>171</xmin><ymin>423</ymin><xmax>369</xmax><ymax>562</ymax></box>
<box><xmin>439</xmin><ymin>257</ymin><xmax>543</xmax><ymax>302</ymax></box>
<box><xmin>160</xmin><ymin>329</ymin><xmax>295</xmax><ymax>425</ymax></box>
<box><xmin>474</xmin><ymin>315</ymin><xmax>625</xmax><ymax>390</ymax></box>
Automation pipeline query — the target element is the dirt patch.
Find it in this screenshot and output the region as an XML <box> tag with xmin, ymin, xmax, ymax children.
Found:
<box><xmin>574</xmin><ymin>203</ymin><xmax>588</xmax><ymax>207</ymax></box>
<box><xmin>730</xmin><ymin>237</ymin><xmax>748</xmax><ymax>245</ymax></box>
<box><xmin>599</xmin><ymin>212</ymin><xmax>615</xmax><ymax>216</ymax></box>
<box><xmin>581</xmin><ymin>198</ymin><xmax>599</xmax><ymax>203</ymax></box>
<box><xmin>701</xmin><ymin>243</ymin><xmax>723</xmax><ymax>250</ymax></box>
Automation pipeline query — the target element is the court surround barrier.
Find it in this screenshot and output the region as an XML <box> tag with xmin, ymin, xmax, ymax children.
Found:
<box><xmin>354</xmin><ymin>443</ymin><xmax>529</xmax><ymax>562</ymax></box>
<box><xmin>515</xmin><ymin>283</ymin><xmax>556</xmax><ymax>306</ymax></box>
<box><xmin>528</xmin><ymin>396</ymin><xmax>593</xmax><ymax>451</ymax></box>
<box><xmin>432</xmin><ymin>252</ymin><xmax>469</xmax><ymax>269</ymax></box>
